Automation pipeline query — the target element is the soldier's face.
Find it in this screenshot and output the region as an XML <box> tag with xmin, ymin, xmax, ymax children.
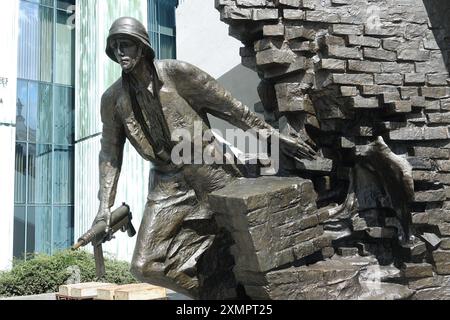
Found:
<box><xmin>110</xmin><ymin>37</ymin><xmax>142</xmax><ymax>73</ymax></box>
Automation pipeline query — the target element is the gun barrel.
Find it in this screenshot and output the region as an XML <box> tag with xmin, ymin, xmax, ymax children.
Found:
<box><xmin>72</xmin><ymin>240</ymin><xmax>85</xmax><ymax>250</ymax></box>
<box><xmin>72</xmin><ymin>204</ymin><xmax>131</xmax><ymax>249</ymax></box>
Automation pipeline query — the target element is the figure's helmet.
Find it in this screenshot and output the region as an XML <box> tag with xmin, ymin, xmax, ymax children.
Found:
<box><xmin>105</xmin><ymin>17</ymin><xmax>155</xmax><ymax>62</ymax></box>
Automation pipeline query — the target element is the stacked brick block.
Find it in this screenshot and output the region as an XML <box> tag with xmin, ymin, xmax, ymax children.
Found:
<box><xmin>215</xmin><ymin>0</ymin><xmax>450</xmax><ymax>299</ymax></box>
<box><xmin>208</xmin><ymin>177</ymin><xmax>382</xmax><ymax>299</ymax></box>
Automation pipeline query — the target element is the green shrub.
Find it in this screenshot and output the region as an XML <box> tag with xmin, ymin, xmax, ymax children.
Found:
<box><xmin>0</xmin><ymin>250</ymin><xmax>137</xmax><ymax>297</ymax></box>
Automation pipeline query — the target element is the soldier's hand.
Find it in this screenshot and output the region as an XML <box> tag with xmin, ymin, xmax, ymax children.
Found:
<box><xmin>279</xmin><ymin>134</ymin><xmax>317</xmax><ymax>161</ymax></box>
<box><xmin>93</xmin><ymin>206</ymin><xmax>112</xmax><ymax>235</ymax></box>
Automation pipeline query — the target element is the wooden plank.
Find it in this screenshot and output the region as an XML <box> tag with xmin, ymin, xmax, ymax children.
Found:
<box><xmin>58</xmin><ymin>282</ymin><xmax>101</xmax><ymax>297</ymax></box>
<box><xmin>96</xmin><ymin>284</ymin><xmax>122</xmax><ymax>301</ymax></box>
<box><xmin>59</xmin><ymin>282</ymin><xmax>113</xmax><ymax>298</ymax></box>
<box><xmin>96</xmin><ymin>283</ymin><xmax>150</xmax><ymax>300</ymax></box>
<box><xmin>71</xmin><ymin>283</ymin><xmax>114</xmax><ymax>298</ymax></box>
<box><xmin>115</xmin><ymin>284</ymin><xmax>167</xmax><ymax>300</ymax></box>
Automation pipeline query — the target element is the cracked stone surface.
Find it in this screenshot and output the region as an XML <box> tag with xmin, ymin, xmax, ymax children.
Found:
<box><xmin>206</xmin><ymin>0</ymin><xmax>450</xmax><ymax>300</ymax></box>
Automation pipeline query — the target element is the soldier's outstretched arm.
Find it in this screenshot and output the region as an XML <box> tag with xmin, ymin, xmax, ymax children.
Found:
<box><xmin>170</xmin><ymin>61</ymin><xmax>316</xmax><ymax>160</ymax></box>
<box><xmin>94</xmin><ymin>90</ymin><xmax>126</xmax><ymax>232</ymax></box>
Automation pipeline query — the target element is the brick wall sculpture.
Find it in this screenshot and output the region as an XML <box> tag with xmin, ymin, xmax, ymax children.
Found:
<box><xmin>207</xmin><ymin>0</ymin><xmax>450</xmax><ymax>299</ymax></box>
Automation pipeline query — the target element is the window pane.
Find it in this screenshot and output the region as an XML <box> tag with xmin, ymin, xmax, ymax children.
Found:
<box><xmin>160</xmin><ymin>34</ymin><xmax>176</xmax><ymax>59</ymax></box>
<box><xmin>28</xmin><ymin>83</ymin><xmax>52</xmax><ymax>143</ymax></box>
<box><xmin>28</xmin><ymin>144</ymin><xmax>52</xmax><ymax>204</ymax></box>
<box><xmin>13</xmin><ymin>206</ymin><xmax>26</xmax><ymax>259</ymax></box>
<box><xmin>53</xmin><ymin>146</ymin><xmax>74</xmax><ymax>204</ymax></box>
<box><xmin>159</xmin><ymin>1</ymin><xmax>176</xmax><ymax>33</ymax></box>
<box><xmin>148</xmin><ymin>0</ymin><xmax>177</xmax><ymax>59</ymax></box>
<box><xmin>148</xmin><ymin>0</ymin><xmax>158</xmax><ymax>33</ymax></box>
<box><xmin>18</xmin><ymin>2</ymin><xmax>53</xmax><ymax>82</ymax></box>
<box><xmin>27</xmin><ymin>206</ymin><xmax>52</xmax><ymax>255</ymax></box>
<box><xmin>16</xmin><ymin>80</ymin><xmax>28</xmax><ymax>142</ymax></box>
<box><xmin>53</xmin><ymin>206</ymin><xmax>73</xmax><ymax>251</ymax></box>
<box><xmin>27</xmin><ymin>0</ymin><xmax>54</xmax><ymax>6</ymax></box>
<box><xmin>57</xmin><ymin>0</ymin><xmax>75</xmax><ymax>10</ymax></box>
<box><xmin>14</xmin><ymin>143</ymin><xmax>28</xmax><ymax>204</ymax></box>
<box><xmin>53</xmin><ymin>86</ymin><xmax>74</xmax><ymax>145</ymax></box>
<box><xmin>27</xmin><ymin>82</ymin><xmax>37</xmax><ymax>141</ymax></box>
<box><xmin>55</xmin><ymin>10</ymin><xmax>75</xmax><ymax>85</ymax></box>
<box><xmin>149</xmin><ymin>31</ymin><xmax>159</xmax><ymax>57</ymax></box>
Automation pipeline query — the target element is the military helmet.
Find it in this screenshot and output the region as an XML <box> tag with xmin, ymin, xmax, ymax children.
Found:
<box><xmin>106</xmin><ymin>17</ymin><xmax>155</xmax><ymax>62</ymax></box>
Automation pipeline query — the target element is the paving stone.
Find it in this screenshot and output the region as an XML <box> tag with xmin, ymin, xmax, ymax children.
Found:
<box><xmin>348</xmin><ymin>60</ymin><xmax>381</xmax><ymax>73</ymax></box>
<box><xmin>347</xmin><ymin>35</ymin><xmax>380</xmax><ymax>48</ymax></box>
<box><xmin>427</xmin><ymin>74</ymin><xmax>449</xmax><ymax>86</ymax></box>
<box><xmin>351</xmin><ymin>95</ymin><xmax>379</xmax><ymax>109</ymax></box>
<box><xmin>420</xmin><ymin>233</ymin><xmax>442</xmax><ymax>248</ymax></box>
<box><xmin>414</xmin><ymin>190</ymin><xmax>447</xmax><ymax>203</ymax></box>
<box><xmin>283</xmin><ymin>9</ymin><xmax>305</xmax><ymax>20</ymax></box>
<box><xmin>432</xmin><ymin>250</ymin><xmax>450</xmax><ymax>263</ymax></box>
<box><xmin>252</xmin><ymin>9</ymin><xmax>278</xmax><ymax>21</ymax></box>
<box><xmin>222</xmin><ymin>6</ymin><xmax>253</xmax><ymax>20</ymax></box>
<box><xmin>327</xmin><ymin>45</ymin><xmax>362</xmax><ymax>59</ymax></box>
<box><xmin>401</xmin><ymin>86</ymin><xmax>419</xmax><ymax>99</ymax></box>
<box><xmin>375</xmin><ymin>73</ymin><xmax>403</xmax><ymax>85</ymax></box>
<box><xmin>435</xmin><ymin>263</ymin><xmax>450</xmax><ymax>275</ymax></box>
<box><xmin>402</xmin><ymin>263</ymin><xmax>434</xmax><ymax>278</ymax></box>
<box><xmin>329</xmin><ymin>24</ymin><xmax>364</xmax><ymax>35</ymax></box>
<box><xmin>332</xmin><ymin>73</ymin><xmax>374</xmax><ymax>85</ymax></box>
<box><xmin>382</xmin><ymin>92</ymin><xmax>401</xmax><ymax>103</ymax></box>
<box><xmin>305</xmin><ymin>10</ymin><xmax>341</xmax><ymax>23</ymax></box>
<box><xmin>413</xmin><ymin>147</ymin><xmax>450</xmax><ymax>159</ymax></box>
<box><xmin>236</xmin><ymin>0</ymin><xmax>267</xmax><ymax>6</ymax></box>
<box><xmin>428</xmin><ymin>113</ymin><xmax>450</xmax><ymax>124</ymax></box>
<box><xmin>381</xmin><ymin>62</ymin><xmax>415</xmax><ymax>73</ymax></box>
<box><xmin>256</xmin><ymin>48</ymin><xmax>296</xmax><ymax>67</ymax></box>
<box><xmin>407</xmin><ymin>157</ymin><xmax>433</xmax><ymax>170</ymax></box>
<box><xmin>318</xmin><ymin>58</ymin><xmax>346</xmax><ymax>71</ymax></box>
<box><xmin>275</xmin><ymin>83</ymin><xmax>315</xmax><ymax>112</ymax></box>
<box><xmin>365</xmin><ymin>24</ymin><xmax>405</xmax><ymax>37</ymax></box>
<box><xmin>263</xmin><ymin>24</ymin><xmax>285</xmax><ymax>36</ymax></box>
<box><xmin>296</xmin><ymin>157</ymin><xmax>333</xmax><ymax>173</ymax></box>
<box><xmin>405</xmin><ymin>73</ymin><xmax>426</xmax><ymax>84</ymax></box>
<box><xmin>277</xmin><ymin>0</ymin><xmax>301</xmax><ymax>7</ymax></box>
<box><xmin>440</xmin><ymin>238</ymin><xmax>450</xmax><ymax>250</ymax></box>
<box><xmin>340</xmin><ymin>86</ymin><xmax>358</xmax><ymax>97</ymax></box>
<box><xmin>361</xmin><ymin>85</ymin><xmax>398</xmax><ymax>95</ymax></box>
<box><xmin>389</xmin><ymin>127</ymin><xmax>450</xmax><ymax>141</ymax></box>
<box><xmin>398</xmin><ymin>49</ymin><xmax>430</xmax><ymax>61</ymax></box>
<box><xmin>363</xmin><ymin>48</ymin><xmax>397</xmax><ymax>61</ymax></box>
<box><xmin>285</xmin><ymin>26</ymin><xmax>316</xmax><ymax>40</ymax></box>
<box><xmin>387</xmin><ymin>101</ymin><xmax>412</xmax><ymax>113</ymax></box>
<box><xmin>421</xmin><ymin>87</ymin><xmax>450</xmax><ymax>99</ymax></box>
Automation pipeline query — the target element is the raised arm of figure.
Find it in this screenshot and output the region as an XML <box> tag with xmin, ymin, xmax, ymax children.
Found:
<box><xmin>170</xmin><ymin>60</ymin><xmax>317</xmax><ymax>160</ymax></box>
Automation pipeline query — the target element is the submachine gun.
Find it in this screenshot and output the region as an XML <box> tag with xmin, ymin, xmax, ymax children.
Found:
<box><xmin>72</xmin><ymin>203</ymin><xmax>136</xmax><ymax>278</ymax></box>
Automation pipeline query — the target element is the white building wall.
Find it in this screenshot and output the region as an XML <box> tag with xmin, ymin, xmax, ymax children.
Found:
<box><xmin>176</xmin><ymin>0</ymin><xmax>242</xmax><ymax>79</ymax></box>
<box><xmin>176</xmin><ymin>0</ymin><xmax>261</xmax><ymax>134</ymax></box>
<box><xmin>0</xmin><ymin>0</ymin><xmax>19</xmax><ymax>271</ymax></box>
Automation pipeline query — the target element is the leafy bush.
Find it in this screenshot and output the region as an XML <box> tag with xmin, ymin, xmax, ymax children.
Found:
<box><xmin>0</xmin><ymin>250</ymin><xmax>137</xmax><ymax>297</ymax></box>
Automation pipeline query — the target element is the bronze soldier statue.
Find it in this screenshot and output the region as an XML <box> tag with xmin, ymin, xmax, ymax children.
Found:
<box><xmin>93</xmin><ymin>17</ymin><xmax>316</xmax><ymax>299</ymax></box>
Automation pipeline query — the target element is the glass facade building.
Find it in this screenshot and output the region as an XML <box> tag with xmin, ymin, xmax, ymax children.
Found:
<box><xmin>14</xmin><ymin>0</ymin><xmax>75</xmax><ymax>258</ymax></box>
<box><xmin>12</xmin><ymin>0</ymin><xmax>178</xmax><ymax>260</ymax></box>
<box><xmin>148</xmin><ymin>0</ymin><xmax>178</xmax><ymax>59</ymax></box>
